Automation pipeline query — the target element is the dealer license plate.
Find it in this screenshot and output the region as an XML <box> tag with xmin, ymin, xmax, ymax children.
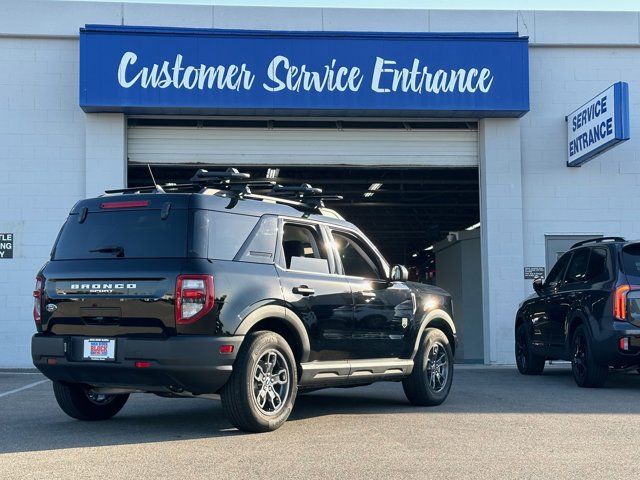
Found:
<box><xmin>83</xmin><ymin>338</ymin><xmax>116</xmax><ymax>361</ymax></box>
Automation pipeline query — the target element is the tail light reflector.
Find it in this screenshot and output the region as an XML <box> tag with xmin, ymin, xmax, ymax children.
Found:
<box><xmin>219</xmin><ymin>344</ymin><xmax>234</xmax><ymax>354</ymax></box>
<box><xmin>175</xmin><ymin>275</ymin><xmax>214</xmax><ymax>325</ymax></box>
<box><xmin>614</xmin><ymin>285</ymin><xmax>632</xmax><ymax>320</ymax></box>
<box><xmin>619</xmin><ymin>337</ymin><xmax>630</xmax><ymax>351</ymax></box>
<box><xmin>33</xmin><ymin>276</ymin><xmax>44</xmax><ymax>325</ymax></box>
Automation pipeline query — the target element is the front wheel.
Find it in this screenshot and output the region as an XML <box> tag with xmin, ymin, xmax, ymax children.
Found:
<box><xmin>221</xmin><ymin>331</ymin><xmax>297</xmax><ymax>433</ymax></box>
<box><xmin>515</xmin><ymin>322</ymin><xmax>546</xmax><ymax>375</ymax></box>
<box><xmin>52</xmin><ymin>382</ymin><xmax>129</xmax><ymax>421</ymax></box>
<box><xmin>403</xmin><ymin>328</ymin><xmax>454</xmax><ymax>406</ymax></box>
<box><xmin>571</xmin><ymin>325</ymin><xmax>608</xmax><ymax>388</ymax></box>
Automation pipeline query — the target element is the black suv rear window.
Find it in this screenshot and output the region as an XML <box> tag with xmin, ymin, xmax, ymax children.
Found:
<box><xmin>622</xmin><ymin>244</ymin><xmax>640</xmax><ymax>277</ymax></box>
<box><xmin>53</xmin><ymin>210</ymin><xmax>188</xmax><ymax>260</ymax></box>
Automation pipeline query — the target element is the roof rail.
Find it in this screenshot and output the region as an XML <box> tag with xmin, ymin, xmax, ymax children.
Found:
<box><xmin>270</xmin><ymin>183</ymin><xmax>343</xmax><ymax>210</ymax></box>
<box><xmin>571</xmin><ymin>236</ymin><xmax>626</xmax><ymax>249</ymax></box>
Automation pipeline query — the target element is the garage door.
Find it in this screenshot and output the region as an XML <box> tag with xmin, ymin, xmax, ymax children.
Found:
<box><xmin>127</xmin><ymin>122</ymin><xmax>478</xmax><ymax>168</ymax></box>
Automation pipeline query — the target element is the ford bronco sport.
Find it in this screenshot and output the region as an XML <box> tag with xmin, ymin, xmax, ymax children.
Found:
<box><xmin>32</xmin><ymin>169</ymin><xmax>456</xmax><ymax>432</ymax></box>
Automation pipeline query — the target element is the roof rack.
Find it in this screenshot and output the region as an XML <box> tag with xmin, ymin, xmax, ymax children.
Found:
<box><xmin>571</xmin><ymin>236</ymin><xmax>626</xmax><ymax>249</ymax></box>
<box><xmin>191</xmin><ymin>168</ymin><xmax>275</xmax><ymax>194</ymax></box>
<box><xmin>270</xmin><ymin>183</ymin><xmax>343</xmax><ymax>210</ymax></box>
<box><xmin>102</xmin><ymin>167</ymin><xmax>343</xmax><ymax>216</ymax></box>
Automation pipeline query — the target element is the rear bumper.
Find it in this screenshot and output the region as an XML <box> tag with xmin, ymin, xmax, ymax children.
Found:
<box><xmin>32</xmin><ymin>334</ymin><xmax>244</xmax><ymax>394</ymax></box>
<box><xmin>593</xmin><ymin>322</ymin><xmax>640</xmax><ymax>367</ymax></box>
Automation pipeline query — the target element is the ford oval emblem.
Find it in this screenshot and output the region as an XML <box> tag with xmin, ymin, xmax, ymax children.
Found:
<box><xmin>45</xmin><ymin>303</ymin><xmax>57</xmax><ymax>313</ymax></box>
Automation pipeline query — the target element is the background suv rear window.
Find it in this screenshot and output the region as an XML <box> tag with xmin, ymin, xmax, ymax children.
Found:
<box><xmin>622</xmin><ymin>244</ymin><xmax>640</xmax><ymax>277</ymax></box>
<box><xmin>53</xmin><ymin>210</ymin><xmax>188</xmax><ymax>260</ymax></box>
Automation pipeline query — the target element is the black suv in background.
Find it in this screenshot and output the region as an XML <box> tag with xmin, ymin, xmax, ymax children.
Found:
<box><xmin>32</xmin><ymin>169</ymin><xmax>456</xmax><ymax>432</ymax></box>
<box><xmin>515</xmin><ymin>237</ymin><xmax>640</xmax><ymax>387</ymax></box>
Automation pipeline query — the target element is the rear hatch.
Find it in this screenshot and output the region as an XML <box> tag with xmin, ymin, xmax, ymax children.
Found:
<box><xmin>40</xmin><ymin>195</ymin><xmax>191</xmax><ymax>337</ymax></box>
<box><xmin>621</xmin><ymin>243</ymin><xmax>640</xmax><ymax>327</ymax></box>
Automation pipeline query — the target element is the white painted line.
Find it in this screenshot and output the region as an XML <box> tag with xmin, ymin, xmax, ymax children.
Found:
<box><xmin>0</xmin><ymin>380</ymin><xmax>48</xmax><ymax>398</ymax></box>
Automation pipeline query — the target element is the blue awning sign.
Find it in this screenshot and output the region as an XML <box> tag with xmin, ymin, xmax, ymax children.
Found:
<box><xmin>80</xmin><ymin>25</ymin><xmax>530</xmax><ymax>117</ymax></box>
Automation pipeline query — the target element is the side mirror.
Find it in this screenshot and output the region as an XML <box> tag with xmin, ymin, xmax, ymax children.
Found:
<box><xmin>390</xmin><ymin>265</ymin><xmax>409</xmax><ymax>282</ymax></box>
<box><xmin>533</xmin><ymin>277</ymin><xmax>543</xmax><ymax>294</ymax></box>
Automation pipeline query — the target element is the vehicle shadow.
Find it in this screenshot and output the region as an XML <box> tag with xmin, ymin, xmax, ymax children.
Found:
<box><xmin>2</xmin><ymin>366</ymin><xmax>640</xmax><ymax>454</ymax></box>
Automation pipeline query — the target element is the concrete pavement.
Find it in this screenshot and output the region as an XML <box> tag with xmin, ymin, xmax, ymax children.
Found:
<box><xmin>1</xmin><ymin>366</ymin><xmax>639</xmax><ymax>479</ymax></box>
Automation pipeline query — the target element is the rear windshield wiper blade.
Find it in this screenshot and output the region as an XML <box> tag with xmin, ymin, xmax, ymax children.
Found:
<box><xmin>89</xmin><ymin>245</ymin><xmax>125</xmax><ymax>257</ymax></box>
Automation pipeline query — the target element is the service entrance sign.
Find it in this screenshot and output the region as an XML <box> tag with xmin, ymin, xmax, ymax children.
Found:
<box><xmin>0</xmin><ymin>233</ymin><xmax>13</xmax><ymax>259</ymax></box>
<box><xmin>566</xmin><ymin>81</ymin><xmax>630</xmax><ymax>167</ymax></box>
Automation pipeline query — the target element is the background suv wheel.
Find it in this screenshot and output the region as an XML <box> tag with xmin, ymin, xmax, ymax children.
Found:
<box><xmin>515</xmin><ymin>323</ymin><xmax>545</xmax><ymax>375</ymax></box>
<box><xmin>221</xmin><ymin>331</ymin><xmax>297</xmax><ymax>433</ymax></box>
<box><xmin>571</xmin><ymin>325</ymin><xmax>608</xmax><ymax>388</ymax></box>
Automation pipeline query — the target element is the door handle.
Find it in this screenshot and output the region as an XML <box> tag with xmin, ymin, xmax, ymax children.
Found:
<box><xmin>359</xmin><ymin>291</ymin><xmax>376</xmax><ymax>298</ymax></box>
<box><xmin>293</xmin><ymin>285</ymin><xmax>315</xmax><ymax>296</ymax></box>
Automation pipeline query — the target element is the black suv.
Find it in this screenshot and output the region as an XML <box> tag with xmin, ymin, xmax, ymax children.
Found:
<box><xmin>515</xmin><ymin>236</ymin><xmax>640</xmax><ymax>387</ymax></box>
<box><xmin>32</xmin><ymin>169</ymin><xmax>456</xmax><ymax>432</ymax></box>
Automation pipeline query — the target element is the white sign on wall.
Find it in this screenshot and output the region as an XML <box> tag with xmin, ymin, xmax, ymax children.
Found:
<box><xmin>566</xmin><ymin>82</ymin><xmax>630</xmax><ymax>167</ymax></box>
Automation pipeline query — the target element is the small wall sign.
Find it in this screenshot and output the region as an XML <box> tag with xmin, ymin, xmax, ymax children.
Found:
<box><xmin>0</xmin><ymin>233</ymin><xmax>13</xmax><ymax>259</ymax></box>
<box><xmin>524</xmin><ymin>266</ymin><xmax>545</xmax><ymax>279</ymax></box>
<box><xmin>566</xmin><ymin>81</ymin><xmax>630</xmax><ymax>167</ymax></box>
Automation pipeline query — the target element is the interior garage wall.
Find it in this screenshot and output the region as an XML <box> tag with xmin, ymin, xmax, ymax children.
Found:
<box><xmin>522</xmin><ymin>47</ymin><xmax>640</xmax><ymax>292</ymax></box>
<box><xmin>0</xmin><ymin>37</ymin><xmax>85</xmax><ymax>367</ymax></box>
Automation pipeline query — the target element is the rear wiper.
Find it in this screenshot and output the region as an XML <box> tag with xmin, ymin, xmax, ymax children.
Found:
<box><xmin>89</xmin><ymin>245</ymin><xmax>125</xmax><ymax>258</ymax></box>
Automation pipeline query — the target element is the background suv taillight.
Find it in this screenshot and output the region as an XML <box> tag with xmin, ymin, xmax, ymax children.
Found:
<box><xmin>175</xmin><ymin>274</ymin><xmax>215</xmax><ymax>325</ymax></box>
<box><xmin>33</xmin><ymin>275</ymin><xmax>44</xmax><ymax>325</ymax></box>
<box><xmin>614</xmin><ymin>284</ymin><xmax>632</xmax><ymax>321</ymax></box>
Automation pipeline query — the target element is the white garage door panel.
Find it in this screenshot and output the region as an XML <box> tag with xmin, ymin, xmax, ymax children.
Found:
<box><xmin>128</xmin><ymin>126</ymin><xmax>478</xmax><ymax>167</ymax></box>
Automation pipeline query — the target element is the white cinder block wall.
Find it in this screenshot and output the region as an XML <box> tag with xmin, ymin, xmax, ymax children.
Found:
<box><xmin>2</xmin><ymin>1</ymin><xmax>640</xmax><ymax>366</ymax></box>
<box><xmin>0</xmin><ymin>37</ymin><xmax>85</xmax><ymax>366</ymax></box>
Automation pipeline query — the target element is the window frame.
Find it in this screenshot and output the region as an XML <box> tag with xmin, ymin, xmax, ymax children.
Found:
<box><xmin>543</xmin><ymin>251</ymin><xmax>572</xmax><ymax>289</ymax></box>
<box><xmin>275</xmin><ymin>217</ymin><xmax>336</xmax><ymax>275</ymax></box>
<box><xmin>327</xmin><ymin>227</ymin><xmax>388</xmax><ymax>280</ymax></box>
<box><xmin>563</xmin><ymin>247</ymin><xmax>592</xmax><ymax>286</ymax></box>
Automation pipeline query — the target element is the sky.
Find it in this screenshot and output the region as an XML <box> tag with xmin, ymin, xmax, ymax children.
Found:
<box><xmin>70</xmin><ymin>0</ymin><xmax>640</xmax><ymax>11</ymax></box>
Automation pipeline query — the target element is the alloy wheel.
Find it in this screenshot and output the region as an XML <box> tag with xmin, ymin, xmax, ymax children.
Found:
<box><xmin>573</xmin><ymin>332</ymin><xmax>587</xmax><ymax>380</ymax></box>
<box><xmin>426</xmin><ymin>342</ymin><xmax>449</xmax><ymax>393</ymax></box>
<box><xmin>516</xmin><ymin>329</ymin><xmax>528</xmax><ymax>370</ymax></box>
<box><xmin>252</xmin><ymin>349</ymin><xmax>291</xmax><ymax>415</ymax></box>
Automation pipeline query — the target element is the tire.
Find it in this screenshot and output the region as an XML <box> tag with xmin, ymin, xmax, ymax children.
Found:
<box><xmin>52</xmin><ymin>382</ymin><xmax>129</xmax><ymax>421</ymax></box>
<box><xmin>221</xmin><ymin>331</ymin><xmax>297</xmax><ymax>433</ymax></box>
<box><xmin>403</xmin><ymin>328</ymin><xmax>454</xmax><ymax>406</ymax></box>
<box><xmin>571</xmin><ymin>325</ymin><xmax>608</xmax><ymax>388</ymax></box>
<box><xmin>515</xmin><ymin>322</ymin><xmax>546</xmax><ymax>375</ymax></box>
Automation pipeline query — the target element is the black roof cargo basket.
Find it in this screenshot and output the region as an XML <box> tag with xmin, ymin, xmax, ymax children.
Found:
<box><xmin>271</xmin><ymin>183</ymin><xmax>343</xmax><ymax>209</ymax></box>
<box><xmin>571</xmin><ymin>236</ymin><xmax>626</xmax><ymax>249</ymax></box>
<box><xmin>191</xmin><ymin>168</ymin><xmax>275</xmax><ymax>194</ymax></box>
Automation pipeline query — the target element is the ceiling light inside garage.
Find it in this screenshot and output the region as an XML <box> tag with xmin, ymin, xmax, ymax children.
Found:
<box><xmin>363</xmin><ymin>192</ymin><xmax>374</xmax><ymax>197</ymax></box>
<box><xmin>266</xmin><ymin>168</ymin><xmax>280</xmax><ymax>178</ymax></box>
<box><xmin>465</xmin><ymin>222</ymin><xmax>481</xmax><ymax>231</ymax></box>
<box><xmin>424</xmin><ymin>245</ymin><xmax>433</xmax><ymax>251</ymax></box>
<box><xmin>368</xmin><ymin>183</ymin><xmax>383</xmax><ymax>191</ymax></box>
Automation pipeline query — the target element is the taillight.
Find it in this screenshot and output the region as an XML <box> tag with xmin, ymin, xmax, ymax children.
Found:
<box><xmin>175</xmin><ymin>275</ymin><xmax>214</xmax><ymax>325</ymax></box>
<box><xmin>614</xmin><ymin>284</ymin><xmax>632</xmax><ymax>321</ymax></box>
<box><xmin>100</xmin><ymin>200</ymin><xmax>149</xmax><ymax>209</ymax></box>
<box><xmin>33</xmin><ymin>275</ymin><xmax>44</xmax><ymax>325</ymax></box>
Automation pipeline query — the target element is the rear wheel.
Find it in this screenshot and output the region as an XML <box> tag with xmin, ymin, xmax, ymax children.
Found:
<box><xmin>571</xmin><ymin>325</ymin><xmax>608</xmax><ymax>388</ymax></box>
<box><xmin>403</xmin><ymin>328</ymin><xmax>454</xmax><ymax>406</ymax></box>
<box><xmin>221</xmin><ymin>331</ymin><xmax>297</xmax><ymax>433</ymax></box>
<box><xmin>515</xmin><ymin>322</ymin><xmax>546</xmax><ymax>375</ymax></box>
<box><xmin>52</xmin><ymin>382</ymin><xmax>129</xmax><ymax>421</ymax></box>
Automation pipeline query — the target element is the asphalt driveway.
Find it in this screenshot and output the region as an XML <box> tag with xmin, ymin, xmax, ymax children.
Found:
<box><xmin>1</xmin><ymin>365</ymin><xmax>639</xmax><ymax>479</ymax></box>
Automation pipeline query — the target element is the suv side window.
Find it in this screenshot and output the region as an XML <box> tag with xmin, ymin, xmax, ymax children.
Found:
<box><xmin>544</xmin><ymin>252</ymin><xmax>571</xmax><ymax>288</ymax></box>
<box><xmin>332</xmin><ymin>231</ymin><xmax>381</xmax><ymax>280</ymax></box>
<box><xmin>585</xmin><ymin>247</ymin><xmax>609</xmax><ymax>283</ymax></box>
<box><xmin>281</xmin><ymin>223</ymin><xmax>329</xmax><ymax>274</ymax></box>
<box><xmin>565</xmin><ymin>248</ymin><xmax>591</xmax><ymax>284</ymax></box>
